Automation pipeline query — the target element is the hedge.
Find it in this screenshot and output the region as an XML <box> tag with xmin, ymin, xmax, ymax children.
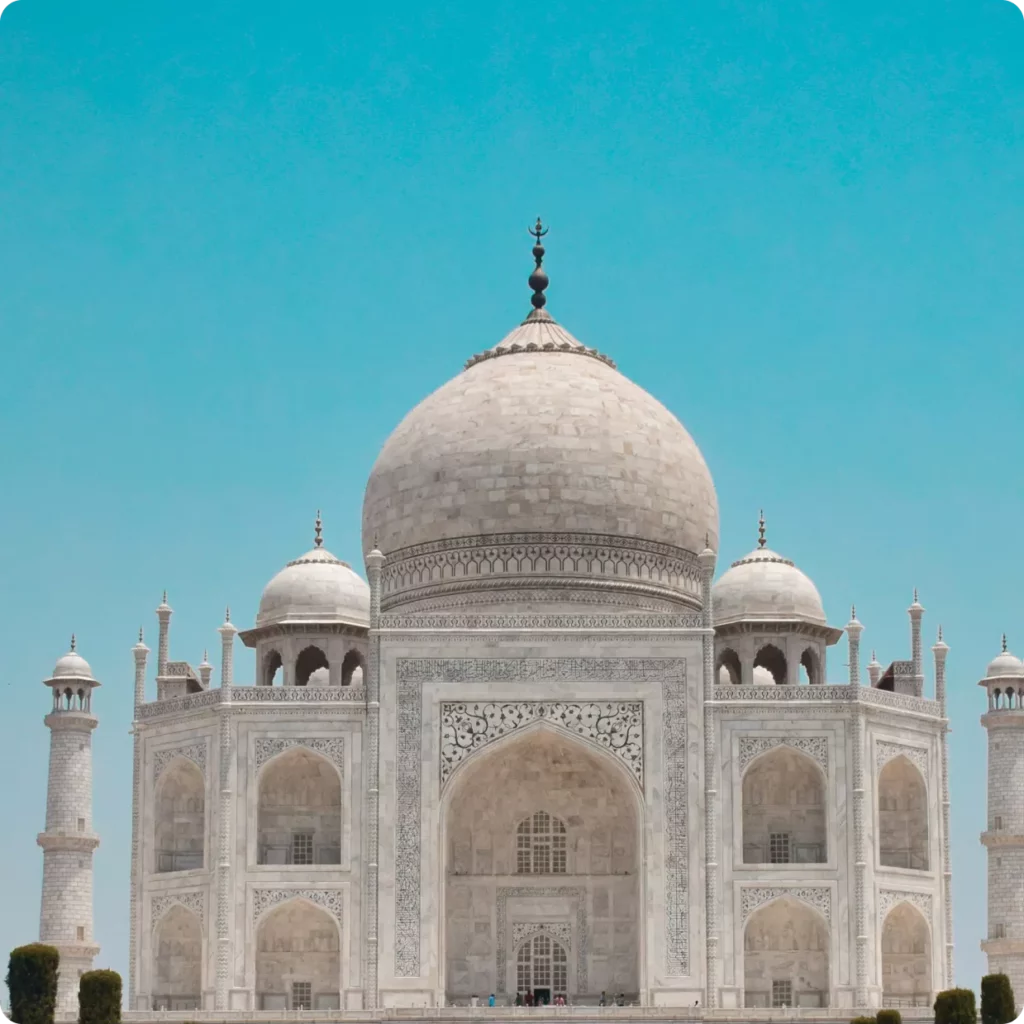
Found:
<box><xmin>5</xmin><ymin>944</ymin><xmax>59</xmax><ymax>1024</ymax></box>
<box><xmin>981</xmin><ymin>973</ymin><xmax>1017</xmax><ymax>1024</ymax></box>
<box><xmin>877</xmin><ymin>1010</ymin><xmax>902</xmax><ymax>1024</ymax></box>
<box><xmin>936</xmin><ymin>988</ymin><xmax>979</xmax><ymax>1024</ymax></box>
<box><xmin>851</xmin><ymin>1016</ymin><xmax>877</xmax><ymax>1024</ymax></box>
<box><xmin>78</xmin><ymin>969</ymin><xmax>122</xmax><ymax>1024</ymax></box>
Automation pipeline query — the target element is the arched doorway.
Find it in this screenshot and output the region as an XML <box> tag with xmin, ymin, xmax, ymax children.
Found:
<box><xmin>255</xmin><ymin>900</ymin><xmax>340</xmax><ymax>1010</ymax></box>
<box><xmin>443</xmin><ymin>728</ymin><xmax>640</xmax><ymax>1004</ymax></box>
<box><xmin>881</xmin><ymin>903</ymin><xmax>932</xmax><ymax>1007</ymax></box>
<box><xmin>154</xmin><ymin>759</ymin><xmax>205</xmax><ymax>873</ymax></box>
<box><xmin>257</xmin><ymin>748</ymin><xmax>341</xmax><ymax>865</ymax></box>
<box><xmin>744</xmin><ymin>897</ymin><xmax>830</xmax><ymax>1008</ymax></box>
<box><xmin>152</xmin><ymin>905</ymin><xmax>202</xmax><ymax>1010</ymax></box>
<box><xmin>516</xmin><ymin>931</ymin><xmax>569</xmax><ymax>1005</ymax></box>
<box><xmin>878</xmin><ymin>756</ymin><xmax>929</xmax><ymax>870</ymax></box>
<box><xmin>742</xmin><ymin>747</ymin><xmax>826</xmax><ymax>864</ymax></box>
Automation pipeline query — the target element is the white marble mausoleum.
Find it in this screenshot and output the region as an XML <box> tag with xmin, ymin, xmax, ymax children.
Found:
<box><xmin>32</xmin><ymin>227</ymin><xmax>1024</xmax><ymax>1018</ymax></box>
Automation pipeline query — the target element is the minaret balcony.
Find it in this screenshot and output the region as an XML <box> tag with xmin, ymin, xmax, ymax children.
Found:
<box><xmin>981</xmin><ymin>938</ymin><xmax>1024</xmax><ymax>956</ymax></box>
<box><xmin>980</xmin><ymin>830</ymin><xmax>1024</xmax><ymax>849</ymax></box>
<box><xmin>37</xmin><ymin>831</ymin><xmax>100</xmax><ymax>853</ymax></box>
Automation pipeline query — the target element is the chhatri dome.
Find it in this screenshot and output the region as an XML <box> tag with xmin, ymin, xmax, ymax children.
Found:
<box><xmin>362</xmin><ymin>220</ymin><xmax>718</xmax><ymax>612</ymax></box>
<box><xmin>50</xmin><ymin>634</ymin><xmax>95</xmax><ymax>679</ymax></box>
<box><xmin>256</xmin><ymin>512</ymin><xmax>370</xmax><ymax>628</ymax></box>
<box><xmin>985</xmin><ymin>634</ymin><xmax>1024</xmax><ymax>679</ymax></box>
<box><xmin>711</xmin><ymin>512</ymin><xmax>827</xmax><ymax>626</ymax></box>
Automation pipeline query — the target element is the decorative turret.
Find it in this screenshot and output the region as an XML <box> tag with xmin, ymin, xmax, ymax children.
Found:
<box><xmin>980</xmin><ymin>635</ymin><xmax>1024</xmax><ymax>1009</ymax></box>
<box><xmin>37</xmin><ymin>637</ymin><xmax>101</xmax><ymax>1014</ymax></box>
<box><xmin>846</xmin><ymin>606</ymin><xmax>863</xmax><ymax>687</ymax></box>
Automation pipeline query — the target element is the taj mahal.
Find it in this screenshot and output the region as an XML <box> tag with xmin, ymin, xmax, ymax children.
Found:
<box><xmin>32</xmin><ymin>226</ymin><xmax>1024</xmax><ymax>1018</ymax></box>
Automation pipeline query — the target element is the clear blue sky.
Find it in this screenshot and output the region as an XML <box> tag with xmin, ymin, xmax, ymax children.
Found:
<box><xmin>1</xmin><ymin>0</ymin><xmax>1022</xmax><ymax>1002</ymax></box>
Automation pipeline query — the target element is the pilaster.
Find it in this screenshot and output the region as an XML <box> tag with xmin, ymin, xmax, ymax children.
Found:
<box><xmin>129</xmin><ymin>632</ymin><xmax>149</xmax><ymax>1007</ymax></box>
<box><xmin>698</xmin><ymin>544</ymin><xmax>718</xmax><ymax>1007</ymax></box>
<box><xmin>852</xmin><ymin>707</ymin><xmax>868</xmax><ymax>1004</ymax></box>
<box><xmin>932</xmin><ymin>630</ymin><xmax>953</xmax><ymax>986</ymax></box>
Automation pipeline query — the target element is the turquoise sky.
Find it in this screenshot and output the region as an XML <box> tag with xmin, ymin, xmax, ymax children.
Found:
<box><xmin>1</xmin><ymin>0</ymin><xmax>1023</xmax><ymax>1001</ymax></box>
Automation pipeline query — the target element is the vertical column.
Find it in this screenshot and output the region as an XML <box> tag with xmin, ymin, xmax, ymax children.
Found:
<box><xmin>215</xmin><ymin>609</ymin><xmax>238</xmax><ymax>1008</ymax></box>
<box><xmin>156</xmin><ymin>592</ymin><xmax>172</xmax><ymax>678</ymax></box>
<box><xmin>846</xmin><ymin>607</ymin><xmax>863</xmax><ymax>687</ymax></box>
<box><xmin>219</xmin><ymin>608</ymin><xmax>236</xmax><ymax>688</ymax></box>
<box><xmin>852</xmin><ymin>706</ymin><xmax>868</xmax><ymax>1005</ymax></box>
<box><xmin>932</xmin><ymin>628</ymin><xmax>953</xmax><ymax>987</ymax></box>
<box><xmin>867</xmin><ymin>650</ymin><xmax>883</xmax><ymax>688</ymax></box>
<box><xmin>364</xmin><ymin>545</ymin><xmax>385</xmax><ymax>1010</ymax></box>
<box><xmin>698</xmin><ymin>542</ymin><xmax>718</xmax><ymax>1007</ymax></box>
<box><xmin>909</xmin><ymin>590</ymin><xmax>925</xmax><ymax>697</ymax></box>
<box><xmin>129</xmin><ymin>630</ymin><xmax>149</xmax><ymax>1009</ymax></box>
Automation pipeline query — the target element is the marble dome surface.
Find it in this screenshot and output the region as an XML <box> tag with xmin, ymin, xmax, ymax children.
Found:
<box><xmin>985</xmin><ymin>642</ymin><xmax>1024</xmax><ymax>680</ymax></box>
<box><xmin>712</xmin><ymin>546</ymin><xmax>827</xmax><ymax>626</ymax></box>
<box><xmin>257</xmin><ymin>545</ymin><xmax>370</xmax><ymax>629</ymax></box>
<box><xmin>51</xmin><ymin>646</ymin><xmax>94</xmax><ymax>679</ymax></box>
<box><xmin>361</xmin><ymin>311</ymin><xmax>719</xmax><ymax>563</ymax></box>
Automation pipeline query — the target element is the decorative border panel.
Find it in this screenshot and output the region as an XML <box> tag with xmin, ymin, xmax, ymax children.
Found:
<box><xmin>878</xmin><ymin>889</ymin><xmax>933</xmax><ymax>923</ymax></box>
<box><xmin>440</xmin><ymin>701</ymin><xmax>643</xmax><ymax>788</ymax></box>
<box><xmin>151</xmin><ymin>890</ymin><xmax>205</xmax><ymax>927</ymax></box>
<box><xmin>737</xmin><ymin>736</ymin><xmax>829</xmax><ymax>775</ymax></box>
<box><xmin>254</xmin><ymin>737</ymin><xmax>346</xmax><ymax>773</ymax></box>
<box><xmin>252</xmin><ymin>888</ymin><xmax>343</xmax><ymax>925</ymax></box>
<box><xmin>875</xmin><ymin>741</ymin><xmax>929</xmax><ymax>776</ymax></box>
<box><xmin>395</xmin><ymin>658</ymin><xmax>688</xmax><ymax>979</ymax></box>
<box><xmin>511</xmin><ymin>921</ymin><xmax>572</xmax><ymax>949</ymax></box>
<box><xmin>740</xmin><ymin>886</ymin><xmax>832</xmax><ymax>922</ymax></box>
<box><xmin>496</xmin><ymin>887</ymin><xmax>586</xmax><ymax>995</ymax></box>
<box><xmin>153</xmin><ymin>742</ymin><xmax>207</xmax><ymax>782</ymax></box>
<box><xmin>381</xmin><ymin>612</ymin><xmax>703</xmax><ymax>630</ymax></box>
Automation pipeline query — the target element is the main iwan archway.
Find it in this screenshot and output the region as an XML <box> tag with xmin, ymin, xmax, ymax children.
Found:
<box><xmin>441</xmin><ymin>727</ymin><xmax>641</xmax><ymax>1004</ymax></box>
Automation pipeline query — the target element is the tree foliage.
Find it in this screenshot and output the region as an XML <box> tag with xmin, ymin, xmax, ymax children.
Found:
<box><xmin>935</xmin><ymin>988</ymin><xmax>979</xmax><ymax>1024</ymax></box>
<box><xmin>981</xmin><ymin>974</ymin><xmax>1017</xmax><ymax>1024</ymax></box>
<box><xmin>78</xmin><ymin>969</ymin><xmax>122</xmax><ymax>1024</ymax></box>
<box><xmin>6</xmin><ymin>944</ymin><xmax>59</xmax><ymax>1024</ymax></box>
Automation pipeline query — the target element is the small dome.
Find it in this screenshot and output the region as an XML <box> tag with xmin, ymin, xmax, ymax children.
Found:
<box><xmin>257</xmin><ymin>545</ymin><xmax>370</xmax><ymax>629</ymax></box>
<box><xmin>52</xmin><ymin>642</ymin><xmax>93</xmax><ymax>680</ymax></box>
<box><xmin>986</xmin><ymin>638</ymin><xmax>1023</xmax><ymax>679</ymax></box>
<box><xmin>712</xmin><ymin>546</ymin><xmax>826</xmax><ymax>626</ymax></box>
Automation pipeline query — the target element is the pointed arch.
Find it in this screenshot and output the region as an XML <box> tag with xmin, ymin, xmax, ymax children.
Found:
<box><xmin>881</xmin><ymin>902</ymin><xmax>932</xmax><ymax>1007</ymax></box>
<box><xmin>255</xmin><ymin>898</ymin><xmax>340</xmax><ymax>1010</ymax></box>
<box><xmin>754</xmin><ymin>643</ymin><xmax>788</xmax><ymax>685</ymax></box>
<box><xmin>800</xmin><ymin>647</ymin><xmax>821</xmax><ymax>685</ymax></box>
<box><xmin>744</xmin><ymin>896</ymin><xmax>830</xmax><ymax>1007</ymax></box>
<box><xmin>257</xmin><ymin>746</ymin><xmax>341</xmax><ymax>865</ymax></box>
<box><xmin>341</xmin><ymin>648</ymin><xmax>364</xmax><ymax>687</ymax></box>
<box><xmin>295</xmin><ymin>645</ymin><xmax>329</xmax><ymax>686</ymax></box>
<box><xmin>717</xmin><ymin>648</ymin><xmax>742</xmax><ymax>685</ymax></box>
<box><xmin>515</xmin><ymin>930</ymin><xmax>570</xmax><ymax>1002</ymax></box>
<box><xmin>261</xmin><ymin>649</ymin><xmax>283</xmax><ymax>687</ymax></box>
<box><xmin>152</xmin><ymin>904</ymin><xmax>202</xmax><ymax>1010</ymax></box>
<box><xmin>154</xmin><ymin>758</ymin><xmax>205</xmax><ymax>873</ymax></box>
<box><xmin>742</xmin><ymin>746</ymin><xmax>826</xmax><ymax>864</ymax></box>
<box><xmin>878</xmin><ymin>756</ymin><xmax>929</xmax><ymax>870</ymax></box>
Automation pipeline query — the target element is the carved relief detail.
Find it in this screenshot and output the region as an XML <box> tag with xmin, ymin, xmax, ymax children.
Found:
<box><xmin>738</xmin><ymin>735</ymin><xmax>829</xmax><ymax>775</ymax></box>
<box><xmin>252</xmin><ymin>888</ymin><xmax>343</xmax><ymax>924</ymax></box>
<box><xmin>740</xmin><ymin>886</ymin><xmax>832</xmax><ymax>922</ymax></box>
<box><xmin>254</xmin><ymin>737</ymin><xmax>345</xmax><ymax>773</ymax></box>
<box><xmin>875</xmin><ymin>741</ymin><xmax>929</xmax><ymax>776</ymax></box>
<box><xmin>152</xmin><ymin>890</ymin><xmax>205</xmax><ymax>927</ymax></box>
<box><xmin>153</xmin><ymin>742</ymin><xmax>207</xmax><ymax>782</ymax></box>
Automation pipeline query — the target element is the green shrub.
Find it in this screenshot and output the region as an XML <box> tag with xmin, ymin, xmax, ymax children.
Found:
<box><xmin>877</xmin><ymin>1010</ymin><xmax>902</xmax><ymax>1024</ymax></box>
<box><xmin>851</xmin><ymin>1015</ymin><xmax>877</xmax><ymax>1024</ymax></box>
<box><xmin>6</xmin><ymin>944</ymin><xmax>59</xmax><ymax>1024</ymax></box>
<box><xmin>78</xmin><ymin>970</ymin><xmax>121</xmax><ymax>1024</ymax></box>
<box><xmin>981</xmin><ymin>974</ymin><xmax>1017</xmax><ymax>1024</ymax></box>
<box><xmin>935</xmin><ymin>988</ymin><xmax>979</xmax><ymax>1024</ymax></box>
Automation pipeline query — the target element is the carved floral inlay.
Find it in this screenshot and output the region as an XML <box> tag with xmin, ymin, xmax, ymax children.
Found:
<box><xmin>153</xmin><ymin>743</ymin><xmax>207</xmax><ymax>782</ymax></box>
<box><xmin>875</xmin><ymin>741</ymin><xmax>929</xmax><ymax>776</ymax></box>
<box><xmin>252</xmin><ymin>888</ymin><xmax>343</xmax><ymax>924</ymax></box>
<box><xmin>879</xmin><ymin>889</ymin><xmax>933</xmax><ymax>922</ymax></box>
<box><xmin>254</xmin><ymin>737</ymin><xmax>345</xmax><ymax>773</ymax></box>
<box><xmin>738</xmin><ymin>736</ymin><xmax>829</xmax><ymax>775</ymax></box>
<box><xmin>152</xmin><ymin>890</ymin><xmax>205</xmax><ymax>926</ymax></box>
<box><xmin>512</xmin><ymin>922</ymin><xmax>572</xmax><ymax>950</ymax></box>
<box><xmin>740</xmin><ymin>886</ymin><xmax>832</xmax><ymax>922</ymax></box>
<box><xmin>440</xmin><ymin>701</ymin><xmax>643</xmax><ymax>788</ymax></box>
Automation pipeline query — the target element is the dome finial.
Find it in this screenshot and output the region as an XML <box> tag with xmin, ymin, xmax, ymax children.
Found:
<box><xmin>70</xmin><ymin>633</ymin><xmax>77</xmax><ymax>652</ymax></box>
<box><xmin>528</xmin><ymin>218</ymin><xmax>550</xmax><ymax>311</ymax></box>
<box><xmin>1003</xmin><ymin>632</ymin><xmax>1008</xmax><ymax>653</ymax></box>
<box><xmin>138</xmin><ymin>627</ymin><xmax>144</xmax><ymax>643</ymax></box>
<box><xmin>314</xmin><ymin>510</ymin><xmax>323</xmax><ymax>548</ymax></box>
<box><xmin>757</xmin><ymin>509</ymin><xmax>766</xmax><ymax>549</ymax></box>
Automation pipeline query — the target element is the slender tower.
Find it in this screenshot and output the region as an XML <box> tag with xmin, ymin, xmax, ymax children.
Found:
<box><xmin>846</xmin><ymin>606</ymin><xmax>863</xmax><ymax>687</ymax></box>
<box><xmin>980</xmin><ymin>637</ymin><xmax>1024</xmax><ymax>1009</ymax></box>
<box><xmin>37</xmin><ymin>637</ymin><xmax>101</xmax><ymax>1014</ymax></box>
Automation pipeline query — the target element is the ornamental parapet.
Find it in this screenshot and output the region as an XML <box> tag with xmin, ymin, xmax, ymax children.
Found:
<box><xmin>711</xmin><ymin>684</ymin><xmax>941</xmax><ymax>718</ymax></box>
<box><xmin>137</xmin><ymin>685</ymin><xmax>367</xmax><ymax>720</ymax></box>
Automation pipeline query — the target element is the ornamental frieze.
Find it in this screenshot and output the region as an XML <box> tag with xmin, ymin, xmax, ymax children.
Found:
<box><xmin>879</xmin><ymin>889</ymin><xmax>933</xmax><ymax>922</ymax></box>
<box><xmin>153</xmin><ymin>742</ymin><xmax>207</xmax><ymax>782</ymax></box>
<box><xmin>875</xmin><ymin>740</ymin><xmax>929</xmax><ymax>776</ymax></box>
<box><xmin>152</xmin><ymin>890</ymin><xmax>205</xmax><ymax>926</ymax></box>
<box><xmin>740</xmin><ymin>886</ymin><xmax>832</xmax><ymax>922</ymax></box>
<box><xmin>254</xmin><ymin>737</ymin><xmax>345</xmax><ymax>773</ymax></box>
<box><xmin>738</xmin><ymin>735</ymin><xmax>829</xmax><ymax>775</ymax></box>
<box><xmin>252</xmin><ymin>888</ymin><xmax>343</xmax><ymax>924</ymax></box>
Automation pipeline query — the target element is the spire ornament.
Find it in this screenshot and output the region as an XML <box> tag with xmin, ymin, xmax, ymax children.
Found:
<box><xmin>1003</xmin><ymin>633</ymin><xmax>1008</xmax><ymax>653</ymax></box>
<box><xmin>314</xmin><ymin>510</ymin><xmax>323</xmax><ymax>548</ymax></box>
<box><xmin>70</xmin><ymin>633</ymin><xmax>76</xmax><ymax>652</ymax></box>
<box><xmin>528</xmin><ymin>218</ymin><xmax>550</xmax><ymax>311</ymax></box>
<box><xmin>758</xmin><ymin>510</ymin><xmax>766</xmax><ymax>549</ymax></box>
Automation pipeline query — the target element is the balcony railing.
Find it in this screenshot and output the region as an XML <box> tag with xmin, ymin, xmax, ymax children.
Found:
<box><xmin>155</xmin><ymin>851</ymin><xmax>204</xmax><ymax>873</ymax></box>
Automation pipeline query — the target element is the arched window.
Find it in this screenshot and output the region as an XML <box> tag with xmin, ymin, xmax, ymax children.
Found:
<box><xmin>881</xmin><ymin>903</ymin><xmax>932</xmax><ymax>1006</ymax></box>
<box><xmin>744</xmin><ymin>898</ymin><xmax>829</xmax><ymax>1007</ymax></box>
<box><xmin>516</xmin><ymin>811</ymin><xmax>568</xmax><ymax>874</ymax></box>
<box><xmin>878</xmin><ymin>756</ymin><xmax>929</xmax><ymax>870</ymax></box>
<box><xmin>754</xmin><ymin>644</ymin><xmax>787</xmax><ymax>685</ymax></box>
<box><xmin>262</xmin><ymin>650</ymin><xmax>283</xmax><ymax>687</ymax></box>
<box><xmin>341</xmin><ymin>649</ymin><xmax>364</xmax><ymax>687</ymax></box>
<box><xmin>800</xmin><ymin>648</ymin><xmax>821</xmax><ymax>685</ymax></box>
<box><xmin>295</xmin><ymin>646</ymin><xmax>329</xmax><ymax>687</ymax></box>
<box><xmin>257</xmin><ymin>748</ymin><xmax>341</xmax><ymax>865</ymax></box>
<box><xmin>516</xmin><ymin>932</ymin><xmax>569</xmax><ymax>1002</ymax></box>
<box><xmin>717</xmin><ymin>649</ymin><xmax>741</xmax><ymax>685</ymax></box>
<box><xmin>255</xmin><ymin>900</ymin><xmax>340</xmax><ymax>1010</ymax></box>
<box><xmin>154</xmin><ymin>759</ymin><xmax>205</xmax><ymax>873</ymax></box>
<box><xmin>743</xmin><ymin>747</ymin><xmax>826</xmax><ymax>864</ymax></box>
<box><xmin>153</xmin><ymin>905</ymin><xmax>202</xmax><ymax>1010</ymax></box>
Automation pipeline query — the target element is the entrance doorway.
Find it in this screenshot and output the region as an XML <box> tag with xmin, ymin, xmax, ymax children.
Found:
<box><xmin>516</xmin><ymin>932</ymin><xmax>567</xmax><ymax>1003</ymax></box>
<box><xmin>533</xmin><ymin>988</ymin><xmax>551</xmax><ymax>1006</ymax></box>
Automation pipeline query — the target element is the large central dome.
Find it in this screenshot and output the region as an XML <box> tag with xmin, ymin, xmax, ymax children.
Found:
<box><xmin>362</xmin><ymin>230</ymin><xmax>718</xmax><ymax>613</ymax></box>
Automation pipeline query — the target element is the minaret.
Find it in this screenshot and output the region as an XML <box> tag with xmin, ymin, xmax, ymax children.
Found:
<box><xmin>37</xmin><ymin>637</ymin><xmax>101</xmax><ymax>1014</ymax></box>
<box><xmin>846</xmin><ymin>606</ymin><xmax>863</xmax><ymax>686</ymax></box>
<box><xmin>197</xmin><ymin>650</ymin><xmax>212</xmax><ymax>690</ymax></box>
<box><xmin>980</xmin><ymin>636</ymin><xmax>1024</xmax><ymax>1009</ymax></box>
<box><xmin>908</xmin><ymin>589</ymin><xmax>925</xmax><ymax>697</ymax></box>
<box><xmin>218</xmin><ymin>607</ymin><xmax>237</xmax><ymax>688</ymax></box>
<box><xmin>867</xmin><ymin>649</ymin><xmax>883</xmax><ymax>688</ymax></box>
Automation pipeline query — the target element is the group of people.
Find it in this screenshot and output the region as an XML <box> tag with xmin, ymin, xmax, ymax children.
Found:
<box><xmin>512</xmin><ymin>992</ymin><xmax>568</xmax><ymax>1006</ymax></box>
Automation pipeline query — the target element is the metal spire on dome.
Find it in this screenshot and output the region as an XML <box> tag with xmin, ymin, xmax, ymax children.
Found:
<box><xmin>314</xmin><ymin>510</ymin><xmax>323</xmax><ymax>548</ymax></box>
<box><xmin>528</xmin><ymin>218</ymin><xmax>550</xmax><ymax>311</ymax></box>
<box><xmin>70</xmin><ymin>633</ymin><xmax>76</xmax><ymax>652</ymax></box>
<box><xmin>758</xmin><ymin>510</ymin><xmax>766</xmax><ymax>549</ymax></box>
<box><xmin>1003</xmin><ymin>633</ymin><xmax>1008</xmax><ymax>653</ymax></box>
